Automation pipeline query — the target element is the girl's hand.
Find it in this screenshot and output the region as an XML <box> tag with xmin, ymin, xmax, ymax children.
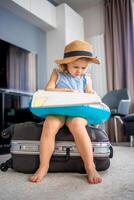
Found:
<box><xmin>64</xmin><ymin>88</ymin><xmax>74</xmax><ymax>92</ymax></box>
<box><xmin>64</xmin><ymin>88</ymin><xmax>79</xmax><ymax>92</ymax></box>
<box><xmin>89</xmin><ymin>90</ymin><xmax>102</xmax><ymax>102</ymax></box>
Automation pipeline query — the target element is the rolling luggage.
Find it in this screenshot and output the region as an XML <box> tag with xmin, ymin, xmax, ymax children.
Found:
<box><xmin>0</xmin><ymin>121</ymin><xmax>113</xmax><ymax>173</ymax></box>
<box><xmin>0</xmin><ymin>108</ymin><xmax>42</xmax><ymax>155</ymax></box>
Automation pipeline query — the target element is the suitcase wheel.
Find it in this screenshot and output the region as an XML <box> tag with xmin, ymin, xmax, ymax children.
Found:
<box><xmin>1</xmin><ymin>131</ymin><xmax>10</xmax><ymax>139</ymax></box>
<box><xmin>0</xmin><ymin>163</ymin><xmax>9</xmax><ymax>172</ymax></box>
<box><xmin>0</xmin><ymin>158</ymin><xmax>12</xmax><ymax>172</ymax></box>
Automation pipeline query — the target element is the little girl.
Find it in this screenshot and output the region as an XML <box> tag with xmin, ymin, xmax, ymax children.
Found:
<box><xmin>29</xmin><ymin>40</ymin><xmax>102</xmax><ymax>184</ymax></box>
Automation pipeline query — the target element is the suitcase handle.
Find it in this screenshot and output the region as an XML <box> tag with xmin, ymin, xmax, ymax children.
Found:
<box><xmin>52</xmin><ymin>147</ymin><xmax>70</xmax><ymax>161</ymax></box>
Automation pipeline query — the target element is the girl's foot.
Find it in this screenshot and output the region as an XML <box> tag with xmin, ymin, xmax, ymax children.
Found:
<box><xmin>28</xmin><ymin>167</ymin><xmax>48</xmax><ymax>183</ymax></box>
<box><xmin>86</xmin><ymin>165</ymin><xmax>102</xmax><ymax>184</ymax></box>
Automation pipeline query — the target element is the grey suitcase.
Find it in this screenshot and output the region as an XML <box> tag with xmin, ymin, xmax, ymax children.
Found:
<box><xmin>0</xmin><ymin>121</ymin><xmax>113</xmax><ymax>173</ymax></box>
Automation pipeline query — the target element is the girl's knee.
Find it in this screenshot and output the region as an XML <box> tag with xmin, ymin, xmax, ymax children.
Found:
<box><xmin>43</xmin><ymin>115</ymin><xmax>65</xmax><ymax>132</ymax></box>
<box><xmin>66</xmin><ymin>117</ymin><xmax>87</xmax><ymax>132</ymax></box>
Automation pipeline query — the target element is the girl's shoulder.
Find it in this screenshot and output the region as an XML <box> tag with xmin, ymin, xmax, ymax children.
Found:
<box><xmin>53</xmin><ymin>67</ymin><xmax>64</xmax><ymax>74</ymax></box>
<box><xmin>53</xmin><ymin>67</ymin><xmax>59</xmax><ymax>73</ymax></box>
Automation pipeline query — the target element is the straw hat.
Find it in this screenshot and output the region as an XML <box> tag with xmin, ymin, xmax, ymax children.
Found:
<box><xmin>55</xmin><ymin>40</ymin><xmax>100</xmax><ymax>65</ymax></box>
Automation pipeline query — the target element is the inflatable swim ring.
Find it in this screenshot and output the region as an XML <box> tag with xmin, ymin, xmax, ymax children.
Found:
<box><xmin>30</xmin><ymin>103</ymin><xmax>110</xmax><ymax>125</ymax></box>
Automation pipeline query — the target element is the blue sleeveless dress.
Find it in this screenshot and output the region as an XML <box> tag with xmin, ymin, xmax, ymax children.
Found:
<box><xmin>55</xmin><ymin>69</ymin><xmax>88</xmax><ymax>92</ymax></box>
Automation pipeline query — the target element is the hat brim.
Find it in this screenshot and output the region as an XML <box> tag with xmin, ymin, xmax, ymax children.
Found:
<box><xmin>55</xmin><ymin>56</ymin><xmax>100</xmax><ymax>65</ymax></box>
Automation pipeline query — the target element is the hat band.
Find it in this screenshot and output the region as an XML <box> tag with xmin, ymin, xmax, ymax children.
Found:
<box><xmin>64</xmin><ymin>51</ymin><xmax>93</xmax><ymax>58</ymax></box>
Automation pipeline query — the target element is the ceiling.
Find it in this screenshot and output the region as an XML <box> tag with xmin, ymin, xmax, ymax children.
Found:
<box><xmin>48</xmin><ymin>0</ymin><xmax>103</xmax><ymax>12</ymax></box>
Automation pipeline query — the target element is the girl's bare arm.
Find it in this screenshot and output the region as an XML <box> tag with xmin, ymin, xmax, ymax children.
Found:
<box><xmin>85</xmin><ymin>75</ymin><xmax>97</xmax><ymax>94</ymax></box>
<box><xmin>45</xmin><ymin>70</ymin><xmax>73</xmax><ymax>92</ymax></box>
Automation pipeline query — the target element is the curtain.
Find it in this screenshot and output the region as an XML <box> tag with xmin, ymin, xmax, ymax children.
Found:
<box><xmin>7</xmin><ymin>46</ymin><xmax>37</xmax><ymax>92</ymax></box>
<box><xmin>105</xmin><ymin>0</ymin><xmax>134</xmax><ymax>110</ymax></box>
<box><xmin>104</xmin><ymin>0</ymin><xmax>134</xmax><ymax>141</ymax></box>
<box><xmin>7</xmin><ymin>46</ymin><xmax>37</xmax><ymax>107</ymax></box>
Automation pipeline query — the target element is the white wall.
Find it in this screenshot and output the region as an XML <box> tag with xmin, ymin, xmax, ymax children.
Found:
<box><xmin>132</xmin><ymin>2</ymin><xmax>134</xmax><ymax>14</ymax></box>
<box><xmin>79</xmin><ymin>1</ymin><xmax>104</xmax><ymax>38</ymax></box>
<box><xmin>0</xmin><ymin>7</ymin><xmax>47</xmax><ymax>89</ymax></box>
<box><xmin>0</xmin><ymin>0</ymin><xmax>84</xmax><ymax>88</ymax></box>
<box><xmin>46</xmin><ymin>3</ymin><xmax>84</xmax><ymax>79</ymax></box>
<box><xmin>0</xmin><ymin>0</ymin><xmax>56</xmax><ymax>31</ymax></box>
<box><xmin>79</xmin><ymin>1</ymin><xmax>107</xmax><ymax>97</ymax></box>
<box><xmin>65</xmin><ymin>5</ymin><xmax>84</xmax><ymax>43</ymax></box>
<box><xmin>87</xmin><ymin>35</ymin><xmax>107</xmax><ymax>97</ymax></box>
<box><xmin>46</xmin><ymin>4</ymin><xmax>66</xmax><ymax>79</ymax></box>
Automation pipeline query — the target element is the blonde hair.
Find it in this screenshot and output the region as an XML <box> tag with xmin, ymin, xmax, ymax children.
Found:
<box><xmin>57</xmin><ymin>63</ymin><xmax>68</xmax><ymax>73</ymax></box>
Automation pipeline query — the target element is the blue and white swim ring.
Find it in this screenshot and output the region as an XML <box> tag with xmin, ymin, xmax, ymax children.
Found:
<box><xmin>30</xmin><ymin>103</ymin><xmax>110</xmax><ymax>125</ymax></box>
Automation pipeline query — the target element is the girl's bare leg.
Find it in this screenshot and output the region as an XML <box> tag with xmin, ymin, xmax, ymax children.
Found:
<box><xmin>29</xmin><ymin>116</ymin><xmax>65</xmax><ymax>183</ymax></box>
<box><xmin>66</xmin><ymin>117</ymin><xmax>102</xmax><ymax>184</ymax></box>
